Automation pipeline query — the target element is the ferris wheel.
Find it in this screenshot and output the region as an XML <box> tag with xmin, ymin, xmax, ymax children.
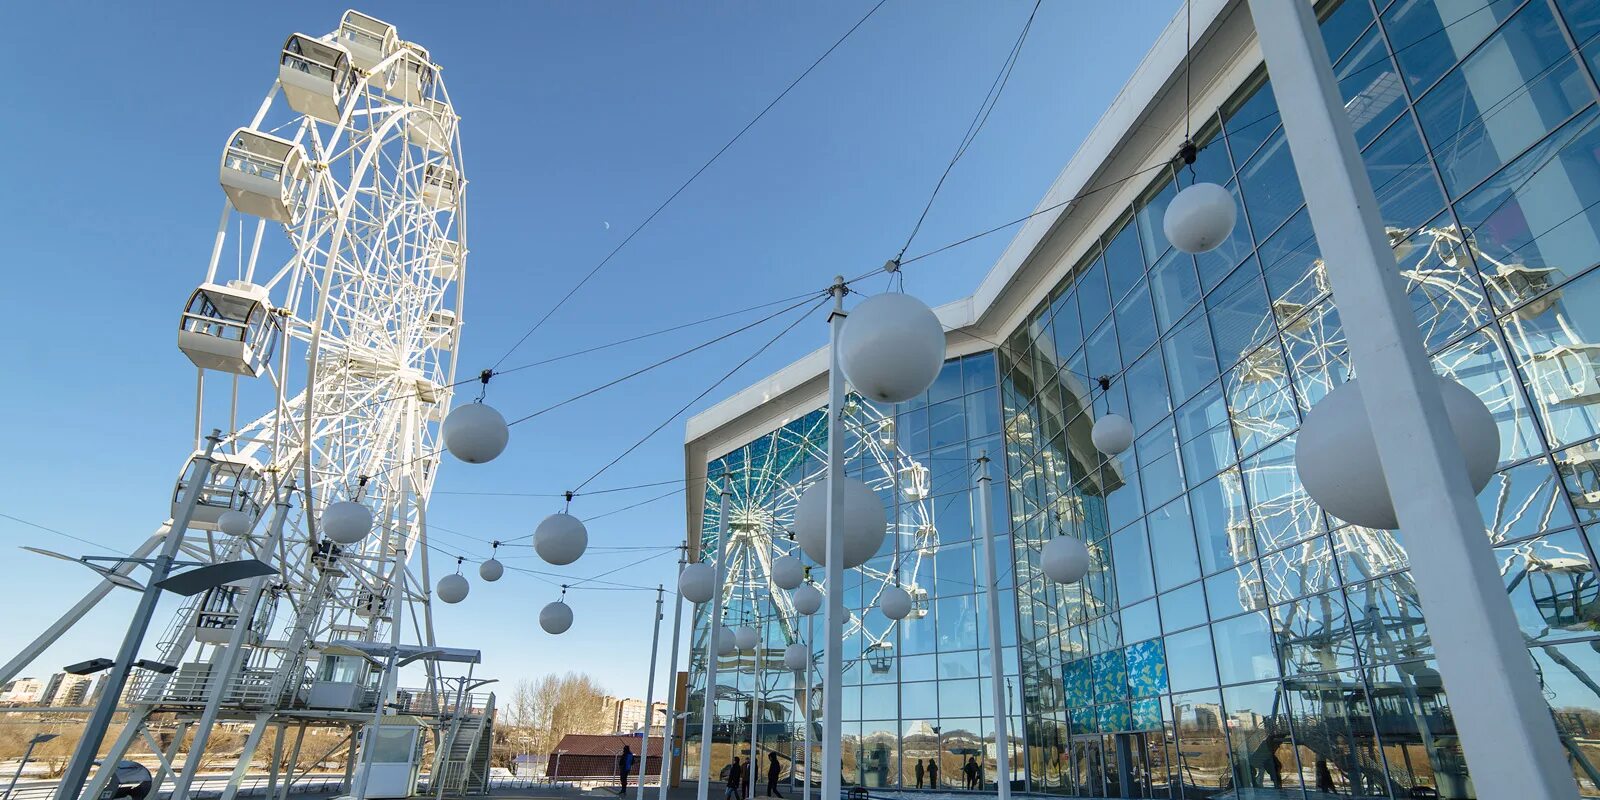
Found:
<box><xmin>10</xmin><ymin>10</ymin><xmax>474</xmax><ymax>799</ymax></box>
<box><xmin>706</xmin><ymin>396</ymin><xmax>937</xmax><ymax>674</ymax></box>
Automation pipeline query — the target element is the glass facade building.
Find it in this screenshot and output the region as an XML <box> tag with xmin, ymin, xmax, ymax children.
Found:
<box><xmin>684</xmin><ymin>0</ymin><xmax>1600</xmax><ymax>797</ymax></box>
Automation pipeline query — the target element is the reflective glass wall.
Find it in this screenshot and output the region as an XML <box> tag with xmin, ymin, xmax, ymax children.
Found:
<box><xmin>1003</xmin><ymin>0</ymin><xmax>1600</xmax><ymax>797</ymax></box>
<box><xmin>685</xmin><ymin>353</ymin><xmax>1026</xmax><ymax>791</ymax></box>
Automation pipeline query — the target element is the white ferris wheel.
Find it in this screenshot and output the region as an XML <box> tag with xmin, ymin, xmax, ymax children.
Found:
<box><xmin>707</xmin><ymin>396</ymin><xmax>939</xmax><ymax>676</ymax></box>
<box><xmin>7</xmin><ymin>10</ymin><xmax>479</xmax><ymax>799</ymax></box>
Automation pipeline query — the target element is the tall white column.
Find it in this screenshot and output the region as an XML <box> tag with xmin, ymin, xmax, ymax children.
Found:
<box><xmin>1244</xmin><ymin>2</ymin><xmax>1576</xmax><ymax>797</ymax></box>
<box><xmin>659</xmin><ymin>547</ymin><xmax>688</xmax><ymax>800</ymax></box>
<box><xmin>802</xmin><ymin>612</ymin><xmax>813</xmax><ymax>800</ymax></box>
<box><xmin>697</xmin><ymin>486</ymin><xmax>732</xmax><ymax>800</ymax></box>
<box><xmin>638</xmin><ymin>587</ymin><xmax>665</xmax><ymax>800</ymax></box>
<box><xmin>974</xmin><ymin>455</ymin><xmax>1009</xmax><ymax>800</ymax></box>
<box><xmin>821</xmin><ymin>278</ymin><xmax>848</xmax><ymax>800</ymax></box>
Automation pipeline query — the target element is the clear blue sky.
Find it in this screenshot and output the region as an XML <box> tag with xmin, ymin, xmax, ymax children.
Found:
<box><xmin>0</xmin><ymin>2</ymin><xmax>1178</xmax><ymax>700</ymax></box>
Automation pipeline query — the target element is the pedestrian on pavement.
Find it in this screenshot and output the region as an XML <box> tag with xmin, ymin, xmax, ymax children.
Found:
<box><xmin>767</xmin><ymin>751</ymin><xmax>783</xmax><ymax>798</ymax></box>
<box><xmin>927</xmin><ymin>759</ymin><xmax>939</xmax><ymax>788</ymax></box>
<box><xmin>618</xmin><ymin>745</ymin><xmax>634</xmax><ymax>796</ymax></box>
<box><xmin>725</xmin><ymin>757</ymin><xmax>743</xmax><ymax>800</ymax></box>
<box><xmin>914</xmin><ymin>759</ymin><xmax>924</xmax><ymax>789</ymax></box>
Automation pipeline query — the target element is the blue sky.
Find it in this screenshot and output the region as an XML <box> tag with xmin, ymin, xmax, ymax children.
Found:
<box><xmin>0</xmin><ymin>2</ymin><xmax>1178</xmax><ymax>700</ymax></box>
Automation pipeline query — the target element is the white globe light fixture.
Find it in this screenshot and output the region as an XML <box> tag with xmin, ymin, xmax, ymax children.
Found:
<box><xmin>1163</xmin><ymin>181</ymin><xmax>1237</xmax><ymax>255</ymax></box>
<box><xmin>217</xmin><ymin>510</ymin><xmax>252</xmax><ymax>538</ymax></box>
<box><xmin>534</xmin><ymin>512</ymin><xmax>588</xmax><ymax>566</ymax></box>
<box><xmin>441</xmin><ymin>402</ymin><xmax>509</xmax><ymax>464</ymax></box>
<box><xmin>321</xmin><ymin>501</ymin><xmax>373</xmax><ymax>545</ymax></box>
<box><xmin>793</xmin><ymin>583</ymin><xmax>823</xmax><ymax>616</ymax></box>
<box><xmin>1296</xmin><ymin>376</ymin><xmax>1499</xmax><ymax>530</ymax></box>
<box><xmin>1091</xmin><ymin>413</ymin><xmax>1135</xmax><ymax>456</ymax></box>
<box><xmin>539</xmin><ymin>600</ymin><xmax>573</xmax><ymax>635</ymax></box>
<box><xmin>679</xmin><ymin>562</ymin><xmax>716</xmax><ymax>604</ymax></box>
<box><xmin>784</xmin><ymin>643</ymin><xmax>809</xmax><ymax>672</ymax></box>
<box><xmin>838</xmin><ymin>292</ymin><xmax>946</xmax><ymax>404</ymax></box>
<box><xmin>879</xmin><ymin>585</ymin><xmax>912</xmax><ymax>621</ymax></box>
<box><xmin>717</xmin><ymin>627</ymin><xmax>737</xmax><ymax>657</ymax></box>
<box><xmin>771</xmin><ymin>554</ymin><xmax>804</xmax><ymax>590</ymax></box>
<box><xmin>794</xmin><ymin>478</ymin><xmax>885</xmax><ymax>569</ymax></box>
<box><xmin>478</xmin><ymin>558</ymin><xmax>504</xmax><ymax>582</ymax></box>
<box><xmin>735</xmin><ymin>626</ymin><xmax>759</xmax><ymax>652</ymax></box>
<box><xmin>1042</xmin><ymin>536</ymin><xmax>1091</xmax><ymax>584</ymax></box>
<box><xmin>436</xmin><ymin>572</ymin><xmax>469</xmax><ymax>604</ymax></box>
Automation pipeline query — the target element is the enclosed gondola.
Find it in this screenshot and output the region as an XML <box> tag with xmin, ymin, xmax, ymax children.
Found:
<box><xmin>177</xmin><ymin>281</ymin><xmax>279</xmax><ymax>377</ymax></box>
<box><xmin>219</xmin><ymin>129</ymin><xmax>308</xmax><ymax>223</ymax></box>
<box><xmin>279</xmin><ymin>33</ymin><xmax>355</xmax><ymax>123</ymax></box>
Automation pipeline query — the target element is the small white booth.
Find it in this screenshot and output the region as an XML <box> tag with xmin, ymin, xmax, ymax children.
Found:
<box><xmin>351</xmin><ymin>716</ymin><xmax>426</xmax><ymax>799</ymax></box>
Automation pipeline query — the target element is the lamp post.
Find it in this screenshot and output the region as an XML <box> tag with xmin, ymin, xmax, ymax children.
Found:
<box><xmin>638</xmin><ymin>586</ymin><xmax>664</xmax><ymax>800</ymax></box>
<box><xmin>5</xmin><ymin>734</ymin><xmax>57</xmax><ymax>800</ymax></box>
<box><xmin>658</xmin><ymin>546</ymin><xmax>687</xmax><ymax>800</ymax></box>
<box><xmin>696</xmin><ymin>485</ymin><xmax>731</xmax><ymax>800</ymax></box>
<box><xmin>1241</xmin><ymin>1</ymin><xmax>1575</xmax><ymax>796</ymax></box>
<box><xmin>820</xmin><ymin>278</ymin><xmax>848</xmax><ymax>800</ymax></box>
<box><xmin>974</xmin><ymin>454</ymin><xmax>1009</xmax><ymax>800</ymax></box>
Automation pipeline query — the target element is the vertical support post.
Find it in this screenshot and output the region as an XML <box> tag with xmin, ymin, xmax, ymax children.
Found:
<box><xmin>659</xmin><ymin>547</ymin><xmax>687</xmax><ymax>800</ymax></box>
<box><xmin>55</xmin><ymin>430</ymin><xmax>223</xmax><ymax>800</ymax></box>
<box><xmin>821</xmin><ymin>277</ymin><xmax>848</xmax><ymax>800</ymax></box>
<box><xmin>697</xmin><ymin>486</ymin><xmax>731</xmax><ymax>800</ymax></box>
<box><xmin>267</xmin><ymin>725</ymin><xmax>285</xmax><ymax>799</ymax></box>
<box><xmin>278</xmin><ymin>725</ymin><xmax>307</xmax><ymax>800</ymax></box>
<box><xmin>802</xmin><ymin>612</ymin><xmax>813</xmax><ymax>800</ymax></box>
<box><xmin>975</xmin><ymin>454</ymin><xmax>1010</xmax><ymax>800</ymax></box>
<box><xmin>748</xmin><ymin>610</ymin><xmax>761</xmax><ymax>800</ymax></box>
<box><xmin>1243</xmin><ymin>2</ymin><xmax>1576</xmax><ymax>797</ymax></box>
<box><xmin>638</xmin><ymin>586</ymin><xmax>665</xmax><ymax>800</ymax></box>
<box><xmin>5</xmin><ymin>738</ymin><xmax>40</xmax><ymax>800</ymax></box>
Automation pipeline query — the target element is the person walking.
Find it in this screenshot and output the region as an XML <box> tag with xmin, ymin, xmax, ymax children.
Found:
<box><xmin>963</xmin><ymin>757</ymin><xmax>978</xmax><ymax>790</ymax></box>
<box><xmin>927</xmin><ymin>759</ymin><xmax>938</xmax><ymax>789</ymax></box>
<box><xmin>914</xmin><ymin>759</ymin><xmax>924</xmax><ymax>789</ymax></box>
<box><xmin>767</xmin><ymin>751</ymin><xmax>783</xmax><ymax>798</ymax></box>
<box><xmin>618</xmin><ymin>745</ymin><xmax>634</xmax><ymax>796</ymax></box>
<box><xmin>725</xmin><ymin>757</ymin><xmax>743</xmax><ymax>800</ymax></box>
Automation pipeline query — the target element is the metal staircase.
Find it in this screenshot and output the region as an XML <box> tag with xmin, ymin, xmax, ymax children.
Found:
<box><xmin>430</xmin><ymin>692</ymin><xmax>496</xmax><ymax>796</ymax></box>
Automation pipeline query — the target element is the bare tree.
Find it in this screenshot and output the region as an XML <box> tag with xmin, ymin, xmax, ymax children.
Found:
<box><xmin>493</xmin><ymin>672</ymin><xmax>612</xmax><ymax>774</ymax></box>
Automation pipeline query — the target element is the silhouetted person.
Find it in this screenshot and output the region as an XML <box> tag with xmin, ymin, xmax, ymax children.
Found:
<box><xmin>618</xmin><ymin>745</ymin><xmax>634</xmax><ymax>796</ymax></box>
<box><xmin>768</xmin><ymin>751</ymin><xmax>783</xmax><ymax>798</ymax></box>
<box><xmin>725</xmin><ymin>757</ymin><xmax>743</xmax><ymax>800</ymax></box>
<box><xmin>914</xmin><ymin>759</ymin><xmax>924</xmax><ymax>789</ymax></box>
<box><xmin>927</xmin><ymin>759</ymin><xmax>939</xmax><ymax>788</ymax></box>
<box><xmin>963</xmin><ymin>757</ymin><xmax>978</xmax><ymax>790</ymax></box>
<box><xmin>1269</xmin><ymin>752</ymin><xmax>1283</xmax><ymax>790</ymax></box>
<box><xmin>1316</xmin><ymin>759</ymin><xmax>1336</xmax><ymax>793</ymax></box>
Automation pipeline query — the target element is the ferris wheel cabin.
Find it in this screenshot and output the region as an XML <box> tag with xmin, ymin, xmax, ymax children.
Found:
<box><xmin>174</xmin><ymin>452</ymin><xmax>264</xmax><ymax>531</ymax></box>
<box><xmin>386</xmin><ymin>43</ymin><xmax>435</xmax><ymax>104</ymax></box>
<box><xmin>422</xmin><ymin>163</ymin><xmax>458</xmax><ymax>208</ymax></box>
<box><xmin>178</xmin><ymin>281</ymin><xmax>279</xmax><ymax>377</ymax></box>
<box><xmin>337</xmin><ymin>10</ymin><xmax>398</xmax><ymax>72</ymax></box>
<box><xmin>279</xmin><ymin>33</ymin><xmax>355</xmax><ymax>123</ymax></box>
<box><xmin>406</xmin><ymin>98</ymin><xmax>457</xmax><ymax>154</ymax></box>
<box><xmin>220</xmin><ymin>129</ymin><xmax>308</xmax><ymax>223</ymax></box>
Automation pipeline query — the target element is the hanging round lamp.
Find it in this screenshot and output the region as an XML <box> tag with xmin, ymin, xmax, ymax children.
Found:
<box><xmin>534</xmin><ymin>512</ymin><xmax>588</xmax><ymax>566</ymax></box>
<box><xmin>793</xmin><ymin>478</ymin><xmax>885</xmax><ymax>569</ymax></box>
<box><xmin>442</xmin><ymin>401</ymin><xmax>510</xmax><ymax>464</ymax></box>
<box><xmin>735</xmin><ymin>626</ymin><xmax>759</xmax><ymax>651</ymax></box>
<box><xmin>540</xmin><ymin>600</ymin><xmax>573</xmax><ymax>634</ymax></box>
<box><xmin>478</xmin><ymin>558</ymin><xmax>504</xmax><ymax>582</ymax></box>
<box><xmin>793</xmin><ymin>583</ymin><xmax>824</xmax><ymax>616</ymax></box>
<box><xmin>1164</xmin><ymin>182</ymin><xmax>1237</xmax><ymax>255</ymax></box>
<box><xmin>679</xmin><ymin>562</ymin><xmax>716</xmax><ymax>604</ymax></box>
<box><xmin>838</xmin><ymin>292</ymin><xmax>946</xmax><ymax>404</ymax></box>
<box><xmin>1042</xmin><ymin>536</ymin><xmax>1091</xmax><ymax>584</ymax></box>
<box><xmin>771</xmin><ymin>554</ymin><xmax>805</xmax><ymax>590</ymax></box>
<box><xmin>1296</xmin><ymin>376</ymin><xmax>1499</xmax><ymax>530</ymax></box>
<box><xmin>217</xmin><ymin>510</ymin><xmax>253</xmax><ymax>538</ymax></box>
<box><xmin>322</xmin><ymin>500</ymin><xmax>373</xmax><ymax>545</ymax></box>
<box><xmin>879</xmin><ymin>585</ymin><xmax>912</xmax><ymax>621</ymax></box>
<box><xmin>717</xmin><ymin>626</ymin><xmax>737</xmax><ymax>657</ymax></box>
<box><xmin>437</xmin><ymin>572</ymin><xmax>469</xmax><ymax>604</ymax></box>
<box><xmin>784</xmin><ymin>643</ymin><xmax>809</xmax><ymax>672</ymax></box>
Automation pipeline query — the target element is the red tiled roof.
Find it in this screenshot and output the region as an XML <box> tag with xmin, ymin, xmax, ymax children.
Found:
<box><xmin>550</xmin><ymin>733</ymin><xmax>664</xmax><ymax>758</ymax></box>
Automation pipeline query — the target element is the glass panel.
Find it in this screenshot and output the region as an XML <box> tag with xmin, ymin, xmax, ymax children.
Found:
<box><xmin>1079</xmin><ymin>255</ymin><xmax>1113</xmax><ymax>330</ymax></box>
<box><xmin>1221</xmin><ymin>681</ymin><xmax>1297</xmax><ymax>793</ymax></box>
<box><xmin>1529</xmin><ymin>640</ymin><xmax>1600</xmax><ymax>794</ymax></box>
<box><xmin>1114</xmin><ymin>279</ymin><xmax>1158</xmax><ymax>361</ymax></box>
<box><xmin>1499</xmin><ymin>529</ymin><xmax>1600</xmax><ymax>642</ymax></box>
<box><xmin>1159</xmin><ymin>582</ymin><xmax>1209</xmax><ymax>635</ymax></box>
<box><xmin>1164</xmin><ymin>307</ymin><xmax>1221</xmax><ymax>405</ymax></box>
<box><xmin>1104</xmin><ymin>219</ymin><xmax>1145</xmax><ymax>303</ymax></box>
<box><xmin>1382</xmin><ymin>0</ymin><xmax>1525</xmax><ymax>93</ymax></box>
<box><xmin>1334</xmin><ymin>26</ymin><xmax>1405</xmax><ymax>147</ymax></box>
<box><xmin>1362</xmin><ymin>111</ymin><xmax>1446</xmax><ymax>230</ymax></box>
<box><xmin>1283</xmin><ymin>669</ymin><xmax>1384</xmax><ymax>796</ymax></box>
<box><xmin>1208</xmin><ymin>260</ymin><xmax>1274</xmax><ymax>370</ymax></box>
<box><xmin>1211</xmin><ymin>612</ymin><xmax>1280</xmax><ymax>685</ymax></box>
<box><xmin>1111</xmin><ymin>521</ymin><xmax>1155</xmax><ymax>605</ymax></box>
<box><xmin>1170</xmin><ymin>689</ymin><xmax>1230</xmax><ymax>792</ymax></box>
<box><xmin>1148</xmin><ymin>247</ymin><xmax>1201</xmax><ymax>333</ymax></box>
<box><xmin>1275</xmin><ymin>590</ymin><xmax>1361</xmax><ymax>676</ymax></box>
<box><xmin>1238</xmin><ymin>132</ymin><xmax>1305</xmax><ymax>241</ymax></box>
<box><xmin>1190</xmin><ymin>469</ymin><xmax>1256</xmax><ymax>575</ymax></box>
<box><xmin>1148</xmin><ymin>497</ymin><xmax>1203</xmax><ymax>592</ymax></box>
<box><xmin>1496</xmin><ymin>264</ymin><xmax>1600</xmax><ymax>448</ymax></box>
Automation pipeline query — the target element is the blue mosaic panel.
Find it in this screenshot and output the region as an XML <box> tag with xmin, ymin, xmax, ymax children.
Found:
<box><xmin>1092</xmin><ymin>650</ymin><xmax>1128</xmax><ymax>704</ymax></box>
<box><xmin>1131</xmin><ymin>697</ymin><xmax>1163</xmax><ymax>731</ymax></box>
<box><xmin>1069</xmin><ymin>709</ymin><xmax>1094</xmax><ymax>736</ymax></box>
<box><xmin>1126</xmin><ymin>638</ymin><xmax>1169</xmax><ymax>698</ymax></box>
<box><xmin>1064</xmin><ymin>658</ymin><xmax>1094</xmax><ymax>708</ymax></box>
<box><xmin>1096</xmin><ymin>702</ymin><xmax>1131</xmax><ymax>733</ymax></box>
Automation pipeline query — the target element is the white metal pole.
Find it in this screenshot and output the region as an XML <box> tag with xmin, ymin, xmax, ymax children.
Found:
<box><xmin>1243</xmin><ymin>2</ymin><xmax>1576</xmax><ymax>797</ymax></box>
<box><xmin>638</xmin><ymin>587</ymin><xmax>664</xmax><ymax>800</ymax></box>
<box><xmin>659</xmin><ymin>547</ymin><xmax>687</xmax><ymax>800</ymax></box>
<box><xmin>821</xmin><ymin>278</ymin><xmax>848</xmax><ymax>800</ymax></box>
<box><xmin>802</xmin><ymin>612</ymin><xmax>812</xmax><ymax>800</ymax></box>
<box><xmin>56</xmin><ymin>430</ymin><xmax>223</xmax><ymax>800</ymax></box>
<box><xmin>697</xmin><ymin>485</ymin><xmax>731</xmax><ymax>800</ymax></box>
<box><xmin>6</xmin><ymin>738</ymin><xmax>40</xmax><ymax>800</ymax></box>
<box><xmin>974</xmin><ymin>454</ymin><xmax>1009</xmax><ymax>800</ymax></box>
<box><xmin>749</xmin><ymin>613</ymin><xmax>760</xmax><ymax>800</ymax></box>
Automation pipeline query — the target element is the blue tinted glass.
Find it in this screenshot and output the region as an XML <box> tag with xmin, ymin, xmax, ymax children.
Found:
<box><xmin>1104</xmin><ymin>220</ymin><xmax>1145</xmax><ymax>303</ymax></box>
<box><xmin>1206</xmin><ymin>565</ymin><xmax>1266</xmax><ymax>621</ymax></box>
<box><xmin>1164</xmin><ymin>307</ymin><xmax>1220</xmax><ymax>404</ymax></box>
<box><xmin>1213</xmin><ymin>613</ymin><xmax>1279</xmax><ymax>684</ymax></box>
<box><xmin>1163</xmin><ymin>627</ymin><xmax>1219</xmax><ymax>692</ymax></box>
<box><xmin>1191</xmin><ymin>470</ymin><xmax>1255</xmax><ymax>574</ymax></box>
<box><xmin>1148</xmin><ymin>497</ymin><xmax>1202</xmax><ymax>592</ymax></box>
<box><xmin>962</xmin><ymin>351</ymin><xmax>997</xmax><ymax>393</ymax></box>
<box><xmin>1319</xmin><ymin>0</ymin><xmax>1374</xmax><ymax>65</ymax></box>
<box><xmin>1223</xmin><ymin>74</ymin><xmax>1279</xmax><ymax>166</ymax></box>
<box><xmin>1206</xmin><ymin>260</ymin><xmax>1273</xmax><ymax>369</ymax></box>
<box><xmin>1333</xmin><ymin>28</ymin><xmax>1404</xmax><ymax>147</ymax></box>
<box><xmin>1159</xmin><ymin>581</ymin><xmax>1209</xmax><ymax>633</ymax></box>
<box><xmin>929</xmin><ymin>360</ymin><xmax>964</xmax><ymax>406</ymax></box>
<box><xmin>1078</xmin><ymin>256</ymin><xmax>1112</xmax><ymax>328</ymax></box>
<box><xmin>1086</xmin><ymin>319</ymin><xmax>1121</xmax><ymax>383</ymax></box>
<box><xmin>1238</xmin><ymin>134</ymin><xmax>1304</xmax><ymax>241</ymax></box>
<box><xmin>1362</xmin><ymin>112</ymin><xmax>1445</xmax><ymax>230</ymax></box>
<box><xmin>1135</xmin><ymin>170</ymin><xmax>1179</xmax><ymax>263</ymax></box>
<box><xmin>1111</xmin><ymin>521</ymin><xmax>1155</xmax><ymax>604</ymax></box>
<box><xmin>1121</xmin><ymin>598</ymin><xmax>1162</xmax><ymax>644</ymax></box>
<box><xmin>1383</xmin><ymin>0</ymin><xmax>1525</xmax><ymax>93</ymax></box>
<box><xmin>1124</xmin><ymin>349</ymin><xmax>1171</xmax><ymax>434</ymax></box>
<box><xmin>1148</xmin><ymin>247</ymin><xmax>1202</xmax><ymax>332</ymax></box>
<box><xmin>1115</xmin><ymin>280</ymin><xmax>1159</xmax><ymax>360</ymax></box>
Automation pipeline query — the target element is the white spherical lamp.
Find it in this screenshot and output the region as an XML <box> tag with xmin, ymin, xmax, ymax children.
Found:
<box><xmin>879</xmin><ymin>585</ymin><xmax>912</xmax><ymax>621</ymax></box>
<box><xmin>794</xmin><ymin>478</ymin><xmax>886</xmax><ymax>569</ymax></box>
<box><xmin>735</xmin><ymin>626</ymin><xmax>759</xmax><ymax>651</ymax></box>
<box><xmin>793</xmin><ymin>583</ymin><xmax>823</xmax><ymax>616</ymax></box>
<box><xmin>1042</xmin><ymin>536</ymin><xmax>1091</xmax><ymax>584</ymax></box>
<box><xmin>441</xmin><ymin>402</ymin><xmax>510</xmax><ymax>464</ymax></box>
<box><xmin>771</xmin><ymin>554</ymin><xmax>804</xmax><ymax>590</ymax></box>
<box><xmin>217</xmin><ymin>510</ymin><xmax>252</xmax><ymax>538</ymax></box>
<box><xmin>540</xmin><ymin>601</ymin><xmax>573</xmax><ymax>634</ymax></box>
<box><xmin>436</xmin><ymin>573</ymin><xmax>469</xmax><ymax>604</ymax></box>
<box><xmin>717</xmin><ymin>626</ymin><xmax>737</xmax><ymax>657</ymax></box>
<box><xmin>322</xmin><ymin>501</ymin><xmax>373</xmax><ymax>545</ymax></box>
<box><xmin>784</xmin><ymin>643</ymin><xmax>809</xmax><ymax>672</ymax></box>
<box><xmin>534</xmin><ymin>513</ymin><xmax>588</xmax><ymax>566</ymax></box>
<box><xmin>478</xmin><ymin>558</ymin><xmax>504</xmax><ymax>582</ymax></box>
<box><xmin>1163</xmin><ymin>182</ymin><xmax>1237</xmax><ymax>254</ymax></box>
<box><xmin>679</xmin><ymin>562</ymin><xmax>716</xmax><ymax>604</ymax></box>
<box><xmin>1296</xmin><ymin>376</ymin><xmax>1498</xmax><ymax>530</ymax></box>
<box><xmin>839</xmin><ymin>292</ymin><xmax>946</xmax><ymax>404</ymax></box>
<box><xmin>1091</xmin><ymin>413</ymin><xmax>1135</xmax><ymax>456</ymax></box>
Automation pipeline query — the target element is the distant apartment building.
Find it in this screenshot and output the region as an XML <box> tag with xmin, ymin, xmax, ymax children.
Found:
<box><xmin>54</xmin><ymin>674</ymin><xmax>94</xmax><ymax>707</ymax></box>
<box><xmin>0</xmin><ymin>677</ymin><xmax>46</xmax><ymax>705</ymax></box>
<box><xmin>606</xmin><ymin>697</ymin><xmax>647</xmax><ymax>734</ymax></box>
<box><xmin>38</xmin><ymin>674</ymin><xmax>64</xmax><ymax>706</ymax></box>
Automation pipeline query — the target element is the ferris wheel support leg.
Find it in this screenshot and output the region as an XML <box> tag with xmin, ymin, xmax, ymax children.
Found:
<box><xmin>277</xmin><ymin>724</ymin><xmax>308</xmax><ymax>800</ymax></box>
<box><xmin>217</xmin><ymin>713</ymin><xmax>274</xmax><ymax>800</ymax></box>
<box><xmin>267</xmin><ymin>724</ymin><xmax>285</xmax><ymax>799</ymax></box>
<box><xmin>148</xmin><ymin>719</ymin><xmax>191</xmax><ymax>798</ymax></box>
<box><xmin>77</xmin><ymin>708</ymin><xmax>150</xmax><ymax>800</ymax></box>
<box><xmin>169</xmin><ymin>483</ymin><xmax>295</xmax><ymax>800</ymax></box>
<box><xmin>0</xmin><ymin>529</ymin><xmax>164</xmax><ymax>686</ymax></box>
